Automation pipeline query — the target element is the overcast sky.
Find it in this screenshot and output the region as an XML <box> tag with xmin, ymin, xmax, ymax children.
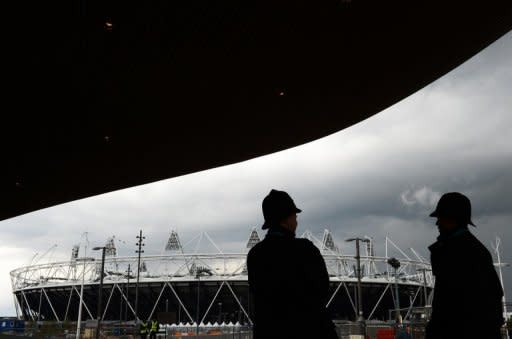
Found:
<box><xmin>1</xmin><ymin>32</ymin><xmax>511</xmax><ymax>317</ymax></box>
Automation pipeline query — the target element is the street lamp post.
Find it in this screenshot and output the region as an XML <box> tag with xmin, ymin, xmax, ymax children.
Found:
<box><xmin>387</xmin><ymin>257</ymin><xmax>401</xmax><ymax>324</ymax></box>
<box><xmin>93</xmin><ymin>246</ymin><xmax>107</xmax><ymax>339</ymax></box>
<box><xmin>346</xmin><ymin>237</ymin><xmax>370</xmax><ymax>336</ymax></box>
<box><xmin>417</xmin><ymin>268</ymin><xmax>431</xmax><ymax>307</ymax></box>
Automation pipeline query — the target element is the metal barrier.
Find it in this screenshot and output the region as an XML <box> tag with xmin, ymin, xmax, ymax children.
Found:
<box><xmin>164</xmin><ymin>326</ymin><xmax>252</xmax><ymax>339</ymax></box>
<box><xmin>163</xmin><ymin>333</ymin><xmax>252</xmax><ymax>339</ymax></box>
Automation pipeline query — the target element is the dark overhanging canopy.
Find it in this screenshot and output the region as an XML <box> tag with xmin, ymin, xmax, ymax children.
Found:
<box><xmin>2</xmin><ymin>0</ymin><xmax>511</xmax><ymax>221</ymax></box>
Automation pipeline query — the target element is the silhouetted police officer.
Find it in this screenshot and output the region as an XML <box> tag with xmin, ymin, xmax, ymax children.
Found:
<box><xmin>247</xmin><ymin>189</ymin><xmax>338</xmax><ymax>339</ymax></box>
<box><xmin>425</xmin><ymin>192</ymin><xmax>504</xmax><ymax>339</ymax></box>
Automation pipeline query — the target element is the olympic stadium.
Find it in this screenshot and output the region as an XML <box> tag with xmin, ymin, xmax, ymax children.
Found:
<box><xmin>10</xmin><ymin>229</ymin><xmax>433</xmax><ymax>326</ymax></box>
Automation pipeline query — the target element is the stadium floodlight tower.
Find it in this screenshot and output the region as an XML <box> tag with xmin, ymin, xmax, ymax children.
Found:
<box><xmin>346</xmin><ymin>237</ymin><xmax>370</xmax><ymax>335</ymax></box>
<box><xmin>246</xmin><ymin>228</ymin><xmax>261</xmax><ymax>250</ymax></box>
<box><xmin>166</xmin><ymin>229</ymin><xmax>183</xmax><ymax>252</ymax></box>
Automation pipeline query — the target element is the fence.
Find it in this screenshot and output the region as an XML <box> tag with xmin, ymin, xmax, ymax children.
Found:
<box><xmin>6</xmin><ymin>320</ymin><xmax>509</xmax><ymax>338</ymax></box>
<box><xmin>164</xmin><ymin>325</ymin><xmax>252</xmax><ymax>339</ymax></box>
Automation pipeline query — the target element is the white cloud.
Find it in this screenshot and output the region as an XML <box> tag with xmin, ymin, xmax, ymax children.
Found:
<box><xmin>400</xmin><ymin>187</ymin><xmax>441</xmax><ymax>208</ymax></box>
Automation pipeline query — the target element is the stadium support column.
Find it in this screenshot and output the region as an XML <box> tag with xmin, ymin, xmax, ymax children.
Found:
<box><xmin>417</xmin><ymin>268</ymin><xmax>431</xmax><ymax>308</ymax></box>
<box><xmin>195</xmin><ymin>267</ymin><xmax>213</xmax><ymax>335</ymax></box>
<box><xmin>135</xmin><ymin>230</ymin><xmax>145</xmax><ymax>321</ymax></box>
<box><xmin>196</xmin><ymin>274</ymin><xmax>200</xmax><ymax>337</ymax></box>
<box><xmin>346</xmin><ymin>237</ymin><xmax>370</xmax><ymax>336</ymax></box>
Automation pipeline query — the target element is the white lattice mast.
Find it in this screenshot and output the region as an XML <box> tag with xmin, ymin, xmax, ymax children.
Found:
<box><xmin>71</xmin><ymin>244</ymin><xmax>80</xmax><ymax>261</ymax></box>
<box><xmin>105</xmin><ymin>236</ymin><xmax>118</xmax><ymax>271</ymax></box>
<box><xmin>322</xmin><ymin>229</ymin><xmax>339</xmax><ymax>253</ymax></box>
<box><xmin>322</xmin><ymin>229</ymin><xmax>346</xmax><ymax>276</ymax></box>
<box><xmin>246</xmin><ymin>228</ymin><xmax>261</xmax><ymax>249</ymax></box>
<box><xmin>140</xmin><ymin>261</ymin><xmax>147</xmax><ymax>273</ymax></box>
<box><xmin>242</xmin><ymin>228</ymin><xmax>261</xmax><ymax>274</ymax></box>
<box><xmin>69</xmin><ymin>244</ymin><xmax>80</xmax><ymax>280</ymax></box>
<box><xmin>105</xmin><ymin>236</ymin><xmax>117</xmax><ymax>256</ymax></box>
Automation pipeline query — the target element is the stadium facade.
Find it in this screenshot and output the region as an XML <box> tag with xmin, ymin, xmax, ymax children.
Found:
<box><xmin>10</xmin><ymin>229</ymin><xmax>433</xmax><ymax>325</ymax></box>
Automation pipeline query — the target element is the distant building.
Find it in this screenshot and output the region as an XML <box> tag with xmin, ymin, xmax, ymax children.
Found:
<box><xmin>0</xmin><ymin>317</ymin><xmax>24</xmax><ymax>334</ymax></box>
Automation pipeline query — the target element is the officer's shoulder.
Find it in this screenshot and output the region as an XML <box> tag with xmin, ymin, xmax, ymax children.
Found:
<box><xmin>464</xmin><ymin>231</ymin><xmax>488</xmax><ymax>248</ymax></box>
<box><xmin>294</xmin><ymin>238</ymin><xmax>320</xmax><ymax>252</ymax></box>
<box><xmin>247</xmin><ymin>238</ymin><xmax>267</xmax><ymax>256</ymax></box>
<box><xmin>247</xmin><ymin>242</ymin><xmax>259</xmax><ymax>258</ymax></box>
<box><xmin>462</xmin><ymin>231</ymin><xmax>493</xmax><ymax>259</ymax></box>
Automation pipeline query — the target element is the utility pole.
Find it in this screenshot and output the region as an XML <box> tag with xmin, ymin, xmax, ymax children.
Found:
<box><xmin>125</xmin><ymin>264</ymin><xmax>131</xmax><ymax>322</ymax></box>
<box><xmin>346</xmin><ymin>237</ymin><xmax>370</xmax><ymax>336</ymax></box>
<box><xmin>135</xmin><ymin>230</ymin><xmax>145</xmax><ymax>321</ymax></box>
